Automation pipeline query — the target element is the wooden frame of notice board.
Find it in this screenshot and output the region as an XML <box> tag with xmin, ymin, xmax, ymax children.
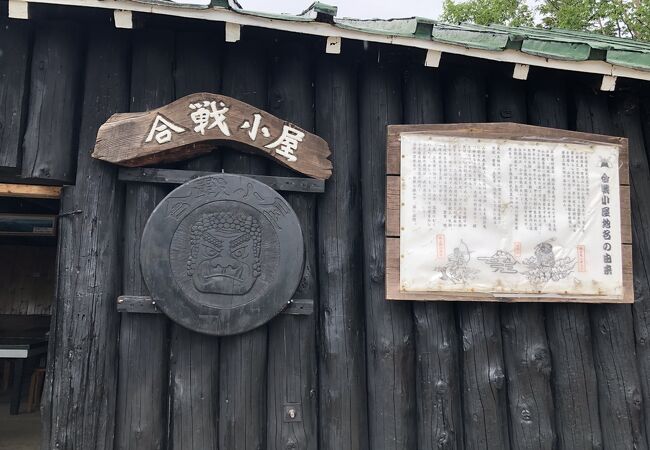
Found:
<box><xmin>385</xmin><ymin>123</ymin><xmax>633</xmax><ymax>303</ymax></box>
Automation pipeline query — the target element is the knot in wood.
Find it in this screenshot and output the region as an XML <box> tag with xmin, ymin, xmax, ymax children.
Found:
<box><xmin>489</xmin><ymin>367</ymin><xmax>505</xmax><ymax>388</ymax></box>
<box><xmin>531</xmin><ymin>346</ymin><xmax>551</xmax><ymax>375</ymax></box>
<box><xmin>434</xmin><ymin>379</ymin><xmax>449</xmax><ymax>395</ymax></box>
<box><xmin>436</xmin><ymin>431</ymin><xmax>449</xmax><ymax>447</ymax></box>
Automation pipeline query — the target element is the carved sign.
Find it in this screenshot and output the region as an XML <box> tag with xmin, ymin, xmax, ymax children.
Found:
<box><xmin>140</xmin><ymin>174</ymin><xmax>305</xmax><ymax>335</ymax></box>
<box><xmin>92</xmin><ymin>93</ymin><xmax>332</xmax><ymax>180</ymax></box>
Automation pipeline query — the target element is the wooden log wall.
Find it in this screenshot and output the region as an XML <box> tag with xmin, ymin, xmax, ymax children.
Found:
<box><xmin>3</xmin><ymin>14</ymin><xmax>650</xmax><ymax>450</ymax></box>
<box><xmin>266</xmin><ymin>40</ymin><xmax>319</xmax><ymax>450</ymax></box>
<box><xmin>40</xmin><ymin>27</ymin><xmax>129</xmax><ymax>450</ymax></box>
<box><xmin>168</xmin><ymin>30</ymin><xmax>221</xmax><ymax>450</ymax></box>
<box><xmin>115</xmin><ymin>30</ymin><xmax>174</xmax><ymax>450</ymax></box>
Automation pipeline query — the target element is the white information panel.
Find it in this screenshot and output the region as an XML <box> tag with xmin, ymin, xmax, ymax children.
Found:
<box><xmin>400</xmin><ymin>134</ymin><xmax>623</xmax><ymax>298</ymax></box>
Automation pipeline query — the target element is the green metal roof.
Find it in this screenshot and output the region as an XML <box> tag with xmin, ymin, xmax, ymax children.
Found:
<box><xmin>217</xmin><ymin>1</ymin><xmax>650</xmax><ymax>72</ymax></box>
<box><xmin>36</xmin><ymin>0</ymin><xmax>650</xmax><ymax>78</ymax></box>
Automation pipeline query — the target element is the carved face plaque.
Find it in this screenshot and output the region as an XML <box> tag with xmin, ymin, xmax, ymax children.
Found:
<box><xmin>188</xmin><ymin>212</ymin><xmax>262</xmax><ymax>295</ymax></box>
<box><xmin>140</xmin><ymin>174</ymin><xmax>304</xmax><ymax>336</ymax></box>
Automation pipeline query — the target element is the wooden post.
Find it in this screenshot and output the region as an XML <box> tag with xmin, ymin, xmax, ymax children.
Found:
<box><xmin>40</xmin><ymin>28</ymin><xmax>129</xmax><ymax>450</ymax></box>
<box><xmin>444</xmin><ymin>67</ymin><xmax>510</xmax><ymax>449</ymax></box>
<box><xmin>266</xmin><ymin>41</ymin><xmax>318</xmax><ymax>450</ymax></box>
<box><xmin>488</xmin><ymin>73</ymin><xmax>556</xmax><ymax>450</ymax></box>
<box><xmin>114</xmin><ymin>30</ymin><xmax>174</xmax><ymax>450</ymax></box>
<box><xmin>218</xmin><ymin>41</ymin><xmax>268</xmax><ymax>450</ymax></box>
<box><xmin>22</xmin><ymin>22</ymin><xmax>83</xmax><ymax>183</ymax></box>
<box><xmin>528</xmin><ymin>70</ymin><xmax>602</xmax><ymax>449</ymax></box>
<box><xmin>315</xmin><ymin>54</ymin><xmax>369</xmax><ymax>450</ymax></box>
<box><xmin>609</xmin><ymin>91</ymin><xmax>650</xmax><ymax>449</ymax></box>
<box><xmin>635</xmin><ymin>93</ymin><xmax>650</xmax><ymax>449</ymax></box>
<box><xmin>0</xmin><ymin>20</ymin><xmax>30</xmax><ymax>171</ymax></box>
<box><xmin>168</xmin><ymin>30</ymin><xmax>222</xmax><ymax>450</ymax></box>
<box><xmin>359</xmin><ymin>58</ymin><xmax>417</xmax><ymax>449</ymax></box>
<box><xmin>403</xmin><ymin>66</ymin><xmax>463</xmax><ymax>449</ymax></box>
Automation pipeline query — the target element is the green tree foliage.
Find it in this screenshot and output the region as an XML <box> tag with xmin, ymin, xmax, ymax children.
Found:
<box><xmin>440</xmin><ymin>0</ymin><xmax>534</xmax><ymax>27</ymax></box>
<box><xmin>539</xmin><ymin>0</ymin><xmax>649</xmax><ymax>40</ymax></box>
<box><xmin>441</xmin><ymin>0</ymin><xmax>650</xmax><ymax>41</ymax></box>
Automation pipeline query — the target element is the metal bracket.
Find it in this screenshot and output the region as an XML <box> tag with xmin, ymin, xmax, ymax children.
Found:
<box><xmin>117</xmin><ymin>295</ymin><xmax>313</xmax><ymax>316</ymax></box>
<box><xmin>118</xmin><ymin>168</ymin><xmax>325</xmax><ymax>194</ymax></box>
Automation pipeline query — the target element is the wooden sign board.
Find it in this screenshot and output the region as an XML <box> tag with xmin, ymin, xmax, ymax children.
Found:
<box><xmin>92</xmin><ymin>93</ymin><xmax>332</xmax><ymax>180</ymax></box>
<box><xmin>386</xmin><ymin>123</ymin><xmax>633</xmax><ymax>303</ymax></box>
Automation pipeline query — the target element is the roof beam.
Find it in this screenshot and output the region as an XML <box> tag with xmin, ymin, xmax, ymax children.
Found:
<box><xmin>424</xmin><ymin>49</ymin><xmax>442</xmax><ymax>68</ymax></box>
<box><xmin>8</xmin><ymin>0</ymin><xmax>29</xmax><ymax>19</ymax></box>
<box><xmin>13</xmin><ymin>0</ymin><xmax>650</xmax><ymax>82</ymax></box>
<box><xmin>225</xmin><ymin>22</ymin><xmax>240</xmax><ymax>42</ymax></box>
<box><xmin>113</xmin><ymin>10</ymin><xmax>133</xmax><ymax>28</ymax></box>
<box><xmin>326</xmin><ymin>36</ymin><xmax>341</xmax><ymax>54</ymax></box>
<box><xmin>0</xmin><ymin>183</ymin><xmax>61</xmax><ymax>199</ymax></box>
<box><xmin>512</xmin><ymin>63</ymin><xmax>529</xmax><ymax>80</ymax></box>
<box><xmin>601</xmin><ymin>75</ymin><xmax>617</xmax><ymax>91</ymax></box>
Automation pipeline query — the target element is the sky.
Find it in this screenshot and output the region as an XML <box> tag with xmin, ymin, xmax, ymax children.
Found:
<box><xmin>238</xmin><ymin>0</ymin><xmax>444</xmax><ymax>19</ymax></box>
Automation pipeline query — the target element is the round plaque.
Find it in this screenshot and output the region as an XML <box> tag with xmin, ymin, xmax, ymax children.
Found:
<box><xmin>140</xmin><ymin>174</ymin><xmax>304</xmax><ymax>336</ymax></box>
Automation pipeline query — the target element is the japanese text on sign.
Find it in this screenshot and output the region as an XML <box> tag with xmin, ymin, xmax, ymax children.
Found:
<box><xmin>144</xmin><ymin>99</ymin><xmax>304</xmax><ymax>163</ymax></box>
<box><xmin>399</xmin><ymin>134</ymin><xmax>623</xmax><ymax>298</ymax></box>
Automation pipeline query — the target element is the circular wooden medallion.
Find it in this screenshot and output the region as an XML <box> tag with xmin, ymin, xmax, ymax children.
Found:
<box><xmin>140</xmin><ymin>174</ymin><xmax>304</xmax><ymax>336</ymax></box>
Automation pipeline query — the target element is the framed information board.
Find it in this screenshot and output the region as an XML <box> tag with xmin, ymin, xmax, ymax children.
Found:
<box><xmin>386</xmin><ymin>123</ymin><xmax>633</xmax><ymax>303</ymax></box>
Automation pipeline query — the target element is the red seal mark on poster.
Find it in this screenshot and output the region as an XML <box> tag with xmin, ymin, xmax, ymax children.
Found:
<box><xmin>436</xmin><ymin>234</ymin><xmax>446</xmax><ymax>259</ymax></box>
<box><xmin>577</xmin><ymin>245</ymin><xmax>587</xmax><ymax>272</ymax></box>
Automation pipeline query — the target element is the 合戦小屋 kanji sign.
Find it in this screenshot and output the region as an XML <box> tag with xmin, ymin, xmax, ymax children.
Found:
<box><xmin>92</xmin><ymin>93</ymin><xmax>332</xmax><ymax>180</ymax></box>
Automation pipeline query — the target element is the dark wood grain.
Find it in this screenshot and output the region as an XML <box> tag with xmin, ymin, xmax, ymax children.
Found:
<box><xmin>359</xmin><ymin>60</ymin><xmax>416</xmax><ymax>450</ymax></box>
<box><xmin>40</xmin><ymin>28</ymin><xmax>128</xmax><ymax>450</ymax></box>
<box><xmin>114</xmin><ymin>29</ymin><xmax>174</xmax><ymax>450</ymax></box>
<box><xmin>266</xmin><ymin>41</ymin><xmax>318</xmax><ymax>450</ymax></box>
<box><xmin>169</xmin><ymin>326</ymin><xmax>219</xmax><ymax>450</ymax></box>
<box><xmin>611</xmin><ymin>92</ymin><xmax>650</xmax><ymax>450</ymax></box>
<box><xmin>458</xmin><ymin>303</ymin><xmax>509</xmax><ymax>449</ymax></box>
<box><xmin>574</xmin><ymin>85</ymin><xmax>645</xmax><ymax>450</ymax></box>
<box><xmin>500</xmin><ymin>305</ymin><xmax>555</xmax><ymax>450</ymax></box>
<box><xmin>315</xmin><ymin>53</ymin><xmax>369</xmax><ymax>450</ymax></box>
<box><xmin>529</xmin><ymin>71</ymin><xmax>602</xmax><ymax>450</ymax></box>
<box><xmin>403</xmin><ymin>64</ymin><xmax>463</xmax><ymax>450</ymax></box>
<box><xmin>488</xmin><ymin>75</ymin><xmax>527</xmax><ymax>124</ymax></box>
<box><xmin>636</xmin><ymin>93</ymin><xmax>650</xmax><ymax>449</ymax></box>
<box><xmin>444</xmin><ymin>68</ymin><xmax>510</xmax><ymax>450</ymax></box>
<box><xmin>545</xmin><ymin>304</ymin><xmax>602</xmax><ymax>449</ymax></box>
<box><xmin>0</xmin><ymin>20</ymin><xmax>31</xmax><ymax>171</ymax></box>
<box><xmin>489</xmin><ymin>76</ymin><xmax>555</xmax><ymax>450</ymax></box>
<box><xmin>176</xmin><ymin>30</ymin><xmax>222</xmax><ymax>172</ymax></box>
<box><xmin>22</xmin><ymin>21</ymin><xmax>83</xmax><ymax>183</ymax></box>
<box><xmin>168</xmin><ymin>30</ymin><xmax>220</xmax><ymax>450</ymax></box>
<box><xmin>217</xmin><ymin>41</ymin><xmax>268</xmax><ymax>450</ymax></box>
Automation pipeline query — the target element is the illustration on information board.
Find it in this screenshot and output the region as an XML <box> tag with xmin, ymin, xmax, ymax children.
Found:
<box><xmin>436</xmin><ymin>240</ymin><xmax>478</xmax><ymax>284</ymax></box>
